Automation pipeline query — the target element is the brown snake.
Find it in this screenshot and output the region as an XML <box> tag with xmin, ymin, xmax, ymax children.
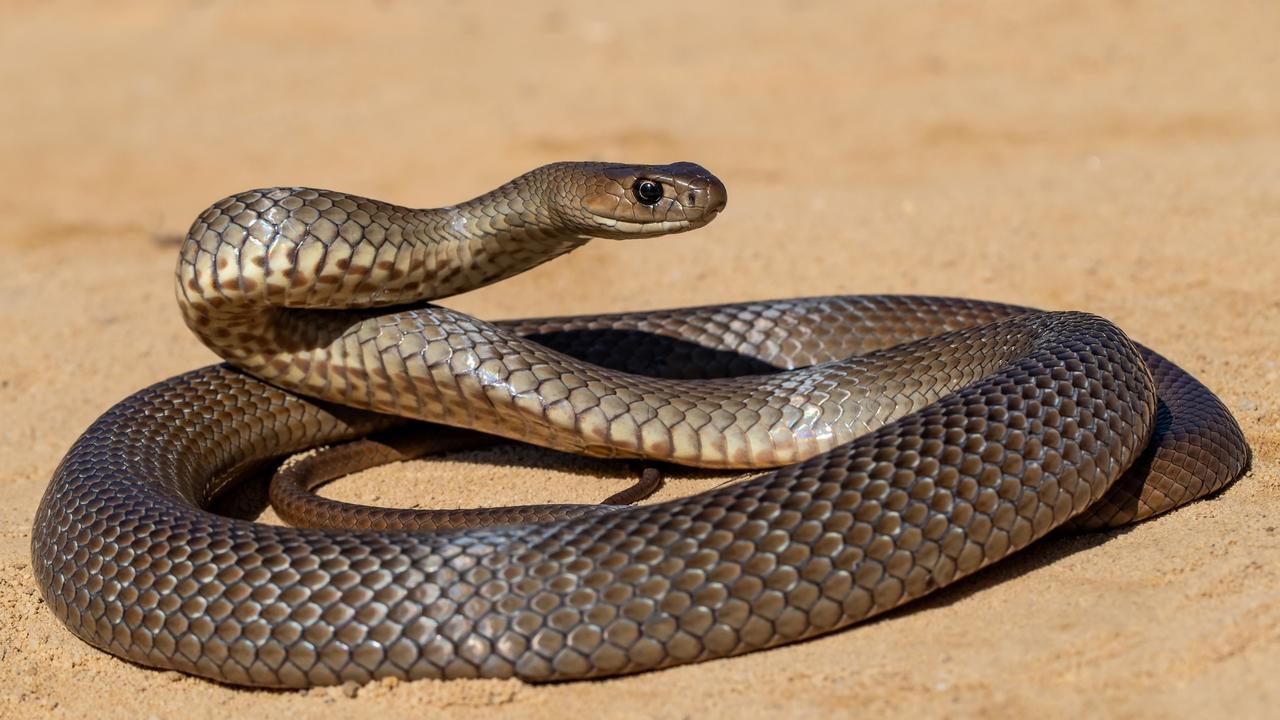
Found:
<box><xmin>31</xmin><ymin>162</ymin><xmax>1250</xmax><ymax>687</ymax></box>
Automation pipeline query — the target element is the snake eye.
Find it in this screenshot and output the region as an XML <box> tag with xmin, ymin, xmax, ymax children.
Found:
<box><xmin>633</xmin><ymin>179</ymin><xmax>664</xmax><ymax>206</ymax></box>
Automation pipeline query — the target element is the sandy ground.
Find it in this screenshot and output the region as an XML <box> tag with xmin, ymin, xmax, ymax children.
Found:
<box><xmin>1</xmin><ymin>1</ymin><xmax>1278</xmax><ymax>718</ymax></box>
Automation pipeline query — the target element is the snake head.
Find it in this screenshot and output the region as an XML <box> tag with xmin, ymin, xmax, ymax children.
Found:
<box><xmin>541</xmin><ymin>161</ymin><xmax>728</xmax><ymax>238</ymax></box>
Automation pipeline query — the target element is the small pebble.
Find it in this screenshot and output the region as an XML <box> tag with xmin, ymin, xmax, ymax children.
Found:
<box><xmin>341</xmin><ymin>680</ymin><xmax>360</xmax><ymax>699</ymax></box>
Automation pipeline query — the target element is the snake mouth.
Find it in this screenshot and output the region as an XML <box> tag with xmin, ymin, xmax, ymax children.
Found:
<box><xmin>591</xmin><ymin>210</ymin><xmax>722</xmax><ymax>238</ymax></box>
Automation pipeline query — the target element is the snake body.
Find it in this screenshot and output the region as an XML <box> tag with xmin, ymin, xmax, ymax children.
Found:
<box><xmin>31</xmin><ymin>162</ymin><xmax>1250</xmax><ymax>686</ymax></box>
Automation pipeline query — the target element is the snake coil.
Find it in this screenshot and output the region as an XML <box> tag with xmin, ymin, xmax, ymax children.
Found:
<box><xmin>32</xmin><ymin>162</ymin><xmax>1249</xmax><ymax>686</ymax></box>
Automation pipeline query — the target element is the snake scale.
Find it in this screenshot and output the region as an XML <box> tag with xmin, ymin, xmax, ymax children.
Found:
<box><xmin>31</xmin><ymin>162</ymin><xmax>1250</xmax><ymax>687</ymax></box>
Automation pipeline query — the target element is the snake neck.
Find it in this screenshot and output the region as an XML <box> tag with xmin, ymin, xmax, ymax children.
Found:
<box><xmin>175</xmin><ymin>184</ymin><xmax>592</xmax><ymax>372</ymax></box>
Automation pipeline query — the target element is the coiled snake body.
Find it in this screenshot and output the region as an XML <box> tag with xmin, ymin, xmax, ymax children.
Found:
<box><xmin>32</xmin><ymin>162</ymin><xmax>1250</xmax><ymax>686</ymax></box>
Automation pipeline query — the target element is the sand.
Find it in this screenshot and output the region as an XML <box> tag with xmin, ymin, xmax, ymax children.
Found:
<box><xmin>1</xmin><ymin>1</ymin><xmax>1278</xmax><ymax>717</ymax></box>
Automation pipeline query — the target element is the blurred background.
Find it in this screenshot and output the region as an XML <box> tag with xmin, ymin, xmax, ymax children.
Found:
<box><xmin>2</xmin><ymin>2</ymin><xmax>1278</xmax><ymax>718</ymax></box>
<box><xmin>2</xmin><ymin>2</ymin><xmax>1276</xmax><ymax>310</ymax></box>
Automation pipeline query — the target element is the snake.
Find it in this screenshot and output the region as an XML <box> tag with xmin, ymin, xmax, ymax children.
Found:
<box><xmin>31</xmin><ymin>161</ymin><xmax>1250</xmax><ymax>687</ymax></box>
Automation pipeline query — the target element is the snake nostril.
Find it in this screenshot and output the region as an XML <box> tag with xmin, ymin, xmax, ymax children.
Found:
<box><xmin>687</xmin><ymin>192</ymin><xmax>697</xmax><ymax>207</ymax></box>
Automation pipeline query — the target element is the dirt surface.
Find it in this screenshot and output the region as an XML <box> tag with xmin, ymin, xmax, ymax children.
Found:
<box><xmin>2</xmin><ymin>1</ymin><xmax>1278</xmax><ymax>718</ymax></box>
